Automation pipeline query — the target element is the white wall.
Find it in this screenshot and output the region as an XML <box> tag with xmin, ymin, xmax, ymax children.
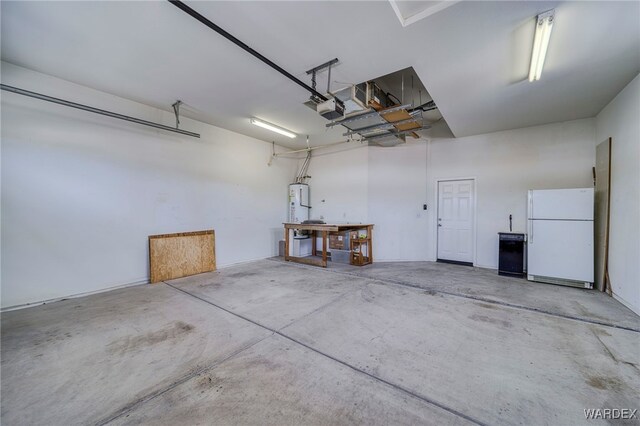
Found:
<box><xmin>596</xmin><ymin>74</ymin><xmax>640</xmax><ymax>315</ymax></box>
<box><xmin>304</xmin><ymin>143</ymin><xmax>369</xmax><ymax>224</ymax></box>
<box><xmin>368</xmin><ymin>142</ymin><xmax>429</xmax><ymax>261</ymax></box>
<box><xmin>1</xmin><ymin>62</ymin><xmax>297</xmax><ymax>308</ymax></box>
<box><xmin>305</xmin><ymin>140</ymin><xmax>431</xmax><ymax>261</ymax></box>
<box><xmin>303</xmin><ymin>119</ymin><xmax>596</xmax><ymax>268</ymax></box>
<box><xmin>426</xmin><ymin>119</ymin><xmax>596</xmax><ymax>268</ymax></box>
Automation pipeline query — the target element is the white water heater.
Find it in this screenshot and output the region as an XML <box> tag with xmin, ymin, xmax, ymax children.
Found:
<box><xmin>288</xmin><ymin>183</ymin><xmax>310</xmax><ymax>223</ymax></box>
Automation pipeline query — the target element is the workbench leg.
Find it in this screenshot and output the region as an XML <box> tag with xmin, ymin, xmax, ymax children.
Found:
<box><xmin>322</xmin><ymin>231</ymin><xmax>327</xmax><ymax>267</ymax></box>
<box><xmin>312</xmin><ymin>230</ymin><xmax>317</xmax><ymax>257</ymax></box>
<box><xmin>285</xmin><ymin>228</ymin><xmax>290</xmax><ymax>261</ymax></box>
<box><xmin>367</xmin><ymin>225</ymin><xmax>373</xmax><ymax>263</ymax></box>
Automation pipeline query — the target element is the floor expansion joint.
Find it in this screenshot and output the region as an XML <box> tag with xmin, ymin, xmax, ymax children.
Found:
<box><xmin>164</xmin><ymin>281</ymin><xmax>488</xmax><ymax>426</ymax></box>
<box><xmin>267</xmin><ymin>258</ymin><xmax>640</xmax><ymax>333</ymax></box>
<box><xmin>96</xmin><ymin>334</ymin><xmax>273</xmax><ymax>426</ymax></box>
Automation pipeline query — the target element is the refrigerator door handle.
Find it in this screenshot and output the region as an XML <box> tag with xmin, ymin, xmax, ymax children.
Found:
<box><xmin>528</xmin><ymin>191</ymin><xmax>533</xmax><ymax>244</ymax></box>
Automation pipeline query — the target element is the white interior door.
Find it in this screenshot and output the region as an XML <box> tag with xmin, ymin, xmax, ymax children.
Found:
<box><xmin>437</xmin><ymin>179</ymin><xmax>474</xmax><ymax>263</ymax></box>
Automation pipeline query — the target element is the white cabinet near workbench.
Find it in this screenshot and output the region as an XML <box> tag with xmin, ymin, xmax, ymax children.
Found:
<box><xmin>292</xmin><ymin>237</ymin><xmax>313</xmax><ymax>257</ymax></box>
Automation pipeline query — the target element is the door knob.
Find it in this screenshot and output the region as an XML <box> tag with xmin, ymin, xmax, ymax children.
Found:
<box><xmin>438</xmin><ymin>224</ymin><xmax>442</xmax><ymax>227</ymax></box>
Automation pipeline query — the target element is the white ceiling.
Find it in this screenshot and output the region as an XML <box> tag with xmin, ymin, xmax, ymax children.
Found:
<box><xmin>389</xmin><ymin>1</ymin><xmax>461</xmax><ymax>27</ymax></box>
<box><xmin>1</xmin><ymin>1</ymin><xmax>639</xmax><ymax>148</ymax></box>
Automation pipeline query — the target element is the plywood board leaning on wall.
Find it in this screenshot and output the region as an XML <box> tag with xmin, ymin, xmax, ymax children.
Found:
<box><xmin>149</xmin><ymin>230</ymin><xmax>216</xmax><ymax>283</ymax></box>
<box><xmin>594</xmin><ymin>138</ymin><xmax>612</xmax><ymax>293</ymax></box>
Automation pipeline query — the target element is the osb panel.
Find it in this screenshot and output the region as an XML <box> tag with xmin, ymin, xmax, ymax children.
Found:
<box><xmin>149</xmin><ymin>230</ymin><xmax>215</xmax><ymax>283</ymax></box>
<box><xmin>381</xmin><ymin>109</ymin><xmax>412</xmax><ymax>123</ymax></box>
<box><xmin>368</xmin><ymin>99</ymin><xmax>383</xmax><ymax>111</ymax></box>
<box><xmin>394</xmin><ymin>121</ymin><xmax>421</xmax><ymax>131</ymax></box>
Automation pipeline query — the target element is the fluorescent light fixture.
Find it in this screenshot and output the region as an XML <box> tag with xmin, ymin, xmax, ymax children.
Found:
<box><xmin>250</xmin><ymin>118</ymin><xmax>296</xmax><ymax>138</ymax></box>
<box><xmin>529</xmin><ymin>9</ymin><xmax>555</xmax><ymax>82</ymax></box>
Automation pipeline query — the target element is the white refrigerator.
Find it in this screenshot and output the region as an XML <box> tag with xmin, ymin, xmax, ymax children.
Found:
<box><xmin>527</xmin><ymin>188</ymin><xmax>594</xmax><ymax>288</ymax></box>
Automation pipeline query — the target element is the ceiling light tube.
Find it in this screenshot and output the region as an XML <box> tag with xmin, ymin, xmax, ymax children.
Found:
<box><xmin>529</xmin><ymin>9</ymin><xmax>555</xmax><ymax>82</ymax></box>
<box><xmin>250</xmin><ymin>118</ymin><xmax>296</xmax><ymax>138</ymax></box>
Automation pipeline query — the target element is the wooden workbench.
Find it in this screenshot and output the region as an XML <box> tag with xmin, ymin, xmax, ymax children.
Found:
<box><xmin>283</xmin><ymin>223</ymin><xmax>374</xmax><ymax>267</ymax></box>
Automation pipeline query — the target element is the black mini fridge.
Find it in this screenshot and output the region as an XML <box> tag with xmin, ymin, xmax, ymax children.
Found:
<box><xmin>498</xmin><ymin>233</ymin><xmax>525</xmax><ymax>277</ymax></box>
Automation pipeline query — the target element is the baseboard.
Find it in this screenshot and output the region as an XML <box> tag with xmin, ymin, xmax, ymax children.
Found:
<box><xmin>369</xmin><ymin>258</ymin><xmax>429</xmax><ymax>263</ymax></box>
<box><xmin>474</xmin><ymin>263</ymin><xmax>499</xmax><ymax>270</ymax></box>
<box><xmin>1</xmin><ymin>277</ymin><xmax>149</xmax><ymax>312</ymax></box>
<box><xmin>612</xmin><ymin>292</ymin><xmax>640</xmax><ymax>316</ymax></box>
<box><xmin>437</xmin><ymin>259</ymin><xmax>473</xmax><ymax>267</ymax></box>
<box><xmin>1</xmin><ymin>256</ymin><xmax>279</xmax><ymax>313</ymax></box>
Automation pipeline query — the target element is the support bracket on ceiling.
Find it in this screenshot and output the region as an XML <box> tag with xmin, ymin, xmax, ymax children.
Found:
<box><xmin>305</xmin><ymin>58</ymin><xmax>339</xmax><ymax>101</ymax></box>
<box><xmin>305</xmin><ymin>58</ymin><xmax>339</xmax><ymax>76</ymax></box>
<box><xmin>325</xmin><ymin>103</ymin><xmax>413</xmax><ymax>128</ymax></box>
<box><xmin>172</xmin><ymin>100</ymin><xmax>183</xmax><ymax>129</ymax></box>
<box><xmin>342</xmin><ymin>111</ymin><xmax>422</xmax><ymax>137</ymax></box>
<box><xmin>364</xmin><ymin>126</ymin><xmax>430</xmax><ymax>141</ymax></box>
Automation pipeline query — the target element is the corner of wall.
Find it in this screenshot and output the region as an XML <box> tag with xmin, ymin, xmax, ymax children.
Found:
<box><xmin>594</xmin><ymin>73</ymin><xmax>640</xmax><ymax>315</ymax></box>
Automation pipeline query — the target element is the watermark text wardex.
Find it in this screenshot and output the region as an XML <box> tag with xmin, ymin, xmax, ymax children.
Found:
<box><xmin>584</xmin><ymin>408</ymin><xmax>637</xmax><ymax>420</ymax></box>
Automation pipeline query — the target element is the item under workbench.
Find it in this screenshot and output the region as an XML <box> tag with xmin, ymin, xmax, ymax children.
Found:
<box><xmin>283</xmin><ymin>223</ymin><xmax>374</xmax><ymax>268</ymax></box>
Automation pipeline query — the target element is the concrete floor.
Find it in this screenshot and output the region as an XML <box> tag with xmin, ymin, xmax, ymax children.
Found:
<box><xmin>2</xmin><ymin>260</ymin><xmax>638</xmax><ymax>425</ymax></box>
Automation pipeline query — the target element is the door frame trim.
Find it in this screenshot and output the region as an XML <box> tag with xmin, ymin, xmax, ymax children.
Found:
<box><xmin>434</xmin><ymin>177</ymin><xmax>477</xmax><ymax>266</ymax></box>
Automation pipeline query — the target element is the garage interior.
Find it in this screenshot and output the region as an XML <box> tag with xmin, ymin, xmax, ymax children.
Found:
<box><xmin>1</xmin><ymin>1</ymin><xmax>639</xmax><ymax>425</ymax></box>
